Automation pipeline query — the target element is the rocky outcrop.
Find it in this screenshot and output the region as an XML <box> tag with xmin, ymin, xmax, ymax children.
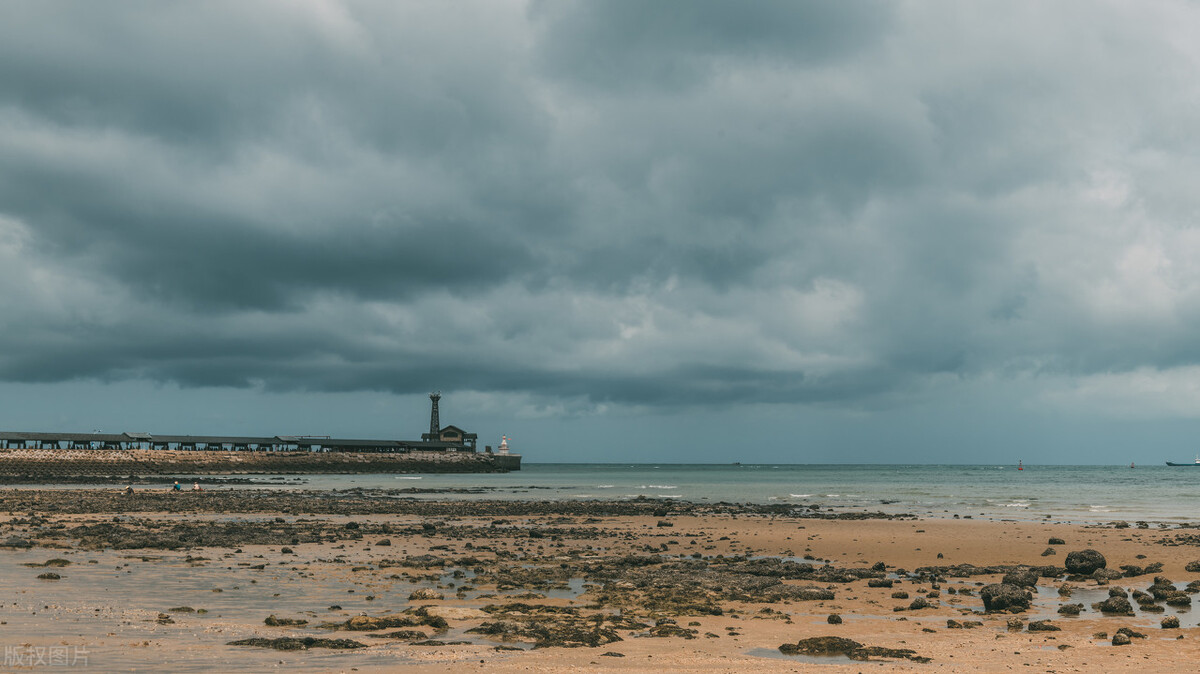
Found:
<box><xmin>1064</xmin><ymin>549</ymin><xmax>1106</xmax><ymax>575</ymax></box>
<box><xmin>980</xmin><ymin>584</ymin><xmax>1031</xmax><ymax>612</ymax></box>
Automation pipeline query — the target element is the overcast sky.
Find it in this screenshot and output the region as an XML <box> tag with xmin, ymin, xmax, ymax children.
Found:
<box><xmin>3</xmin><ymin>1</ymin><xmax>1200</xmax><ymax>464</ymax></box>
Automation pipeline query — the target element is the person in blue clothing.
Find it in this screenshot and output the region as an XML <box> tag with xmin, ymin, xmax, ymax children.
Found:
<box><xmin>172</xmin><ymin>481</ymin><xmax>182</xmax><ymax>491</ymax></box>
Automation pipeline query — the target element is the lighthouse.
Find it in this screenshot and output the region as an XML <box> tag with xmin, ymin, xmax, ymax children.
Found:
<box><xmin>498</xmin><ymin>435</ymin><xmax>509</xmax><ymax>454</ymax></box>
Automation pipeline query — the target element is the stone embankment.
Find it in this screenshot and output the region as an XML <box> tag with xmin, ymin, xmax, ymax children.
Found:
<box><xmin>0</xmin><ymin>448</ymin><xmax>510</xmax><ymax>477</ymax></box>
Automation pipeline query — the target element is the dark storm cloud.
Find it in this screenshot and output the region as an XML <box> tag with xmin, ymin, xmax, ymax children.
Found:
<box><xmin>531</xmin><ymin>0</ymin><xmax>892</xmax><ymax>90</ymax></box>
<box><xmin>2</xmin><ymin>1</ymin><xmax>1200</xmax><ymax>414</ymax></box>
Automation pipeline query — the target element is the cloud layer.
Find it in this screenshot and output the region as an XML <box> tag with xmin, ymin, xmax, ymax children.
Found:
<box><xmin>4</xmin><ymin>1</ymin><xmax>1200</xmax><ymax>418</ymax></box>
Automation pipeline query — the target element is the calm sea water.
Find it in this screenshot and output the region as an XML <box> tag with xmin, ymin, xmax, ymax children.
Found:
<box><xmin>230</xmin><ymin>463</ymin><xmax>1200</xmax><ymax>524</ymax></box>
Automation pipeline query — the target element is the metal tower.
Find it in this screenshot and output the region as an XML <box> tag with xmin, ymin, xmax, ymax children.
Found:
<box><xmin>428</xmin><ymin>392</ymin><xmax>441</xmax><ymax>438</ymax></box>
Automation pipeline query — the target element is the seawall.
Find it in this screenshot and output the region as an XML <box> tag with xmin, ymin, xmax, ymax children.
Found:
<box><xmin>0</xmin><ymin>448</ymin><xmax>518</xmax><ymax>477</ymax></box>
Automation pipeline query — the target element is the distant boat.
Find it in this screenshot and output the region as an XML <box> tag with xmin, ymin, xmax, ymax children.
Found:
<box><xmin>1130</xmin><ymin>462</ymin><xmax>1135</xmax><ymax>469</ymax></box>
<box><xmin>1166</xmin><ymin>455</ymin><xmax>1200</xmax><ymax>467</ymax></box>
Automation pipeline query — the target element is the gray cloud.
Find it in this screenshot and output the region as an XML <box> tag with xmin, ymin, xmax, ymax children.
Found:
<box><xmin>2</xmin><ymin>1</ymin><xmax>1200</xmax><ymax>419</ymax></box>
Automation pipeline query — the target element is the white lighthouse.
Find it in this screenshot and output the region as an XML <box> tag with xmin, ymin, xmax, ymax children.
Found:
<box><xmin>498</xmin><ymin>435</ymin><xmax>510</xmax><ymax>454</ymax></box>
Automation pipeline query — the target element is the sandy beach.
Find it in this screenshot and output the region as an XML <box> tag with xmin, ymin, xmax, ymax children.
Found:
<box><xmin>3</xmin><ymin>489</ymin><xmax>1200</xmax><ymax>672</ymax></box>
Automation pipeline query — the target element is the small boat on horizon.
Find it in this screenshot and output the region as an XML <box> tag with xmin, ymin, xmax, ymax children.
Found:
<box><xmin>1166</xmin><ymin>455</ymin><xmax>1200</xmax><ymax>467</ymax></box>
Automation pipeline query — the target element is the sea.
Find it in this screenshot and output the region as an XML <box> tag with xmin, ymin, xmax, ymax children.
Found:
<box><xmin>171</xmin><ymin>463</ymin><xmax>1200</xmax><ymax>525</ymax></box>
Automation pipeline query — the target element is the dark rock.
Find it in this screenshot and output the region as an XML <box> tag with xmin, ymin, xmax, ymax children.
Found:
<box><xmin>368</xmin><ymin>630</ymin><xmax>428</xmax><ymax>640</ymax></box>
<box><xmin>891</xmin><ymin>591</ymin><xmax>909</xmax><ymax>599</ymax></box>
<box><xmin>228</xmin><ymin>637</ymin><xmax>366</xmax><ymax>650</ymax></box>
<box><xmin>1057</xmin><ymin>604</ymin><xmax>1083</xmax><ymax>615</ymax></box>
<box><xmin>600</xmin><ymin>652</ymin><xmax>625</xmax><ymax>657</ymax></box>
<box><xmin>265</xmin><ymin>615</ymin><xmax>308</xmax><ymax>627</ymax></box>
<box><xmin>1185</xmin><ymin>560</ymin><xmax>1200</xmax><ymax>573</ymax></box>
<box><xmin>168</xmin><ymin>606</ymin><xmax>195</xmax><ymax>613</ymax></box>
<box><xmin>1028</xmin><ymin>620</ymin><xmax>1060</xmax><ymax>632</ymax></box>
<box><xmin>1093</xmin><ymin>596</ymin><xmax>1134</xmax><ymax>615</ymax></box>
<box><xmin>1116</xmin><ymin>627</ymin><xmax>1146</xmax><ymax>639</ymax></box>
<box><xmin>980</xmin><ymin>584</ymin><xmax>1031</xmax><ymax>612</ymax></box>
<box><xmin>1092</xmin><ymin>568</ymin><xmax>1123</xmax><ymax>581</ymax></box>
<box><xmin>779</xmin><ymin>636</ymin><xmax>862</xmax><ymax>655</ymax></box>
<box><xmin>376</xmin><ymin>539</ymin><xmax>391</xmax><ymax>546</ymax></box>
<box><xmin>908</xmin><ymin>597</ymin><xmax>931</xmax><ymax>610</ymax></box>
<box><xmin>867</xmin><ymin>579</ymin><xmax>893</xmax><ymax>588</ymax></box>
<box><xmin>1108</xmin><ymin>587</ymin><xmax>1128</xmax><ymax>598</ymax></box>
<box><xmin>1006</xmin><ymin>617</ymin><xmax>1023</xmax><ymax>631</ymax></box>
<box><xmin>1112</xmin><ymin>632</ymin><xmax>1130</xmax><ymax>646</ymax></box>
<box><xmin>1041</xmin><ymin>547</ymin><xmax>1056</xmax><ymax>556</ymax></box>
<box><xmin>1162</xmin><ymin>616</ymin><xmax>1181</xmax><ymax>629</ymax></box>
<box><xmin>1064</xmin><ymin>549</ymin><xmax>1106</xmax><ymax>575</ymax></box>
<box><xmin>320</xmin><ymin>612</ymin><xmax>447</xmax><ymax>631</ymax></box>
<box><xmin>1166</xmin><ymin>593</ymin><xmax>1191</xmax><ymax>607</ymax></box>
<box><xmin>1002</xmin><ymin>568</ymin><xmax>1039</xmax><ymax>587</ymax></box>
<box><xmin>155</xmin><ymin>613</ymin><xmax>174</xmax><ymax>624</ymax></box>
<box><xmin>1048</xmin><ymin>537</ymin><xmax>1065</xmax><ymax>545</ymax></box>
<box><xmin>827</xmin><ymin>614</ymin><xmax>842</xmax><ymax>624</ymax></box>
<box><xmin>36</xmin><ymin>572</ymin><xmax>61</xmax><ymax>580</ymax></box>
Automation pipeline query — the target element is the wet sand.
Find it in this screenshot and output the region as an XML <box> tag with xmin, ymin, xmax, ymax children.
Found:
<box><xmin>2</xmin><ymin>488</ymin><xmax>1200</xmax><ymax>671</ymax></box>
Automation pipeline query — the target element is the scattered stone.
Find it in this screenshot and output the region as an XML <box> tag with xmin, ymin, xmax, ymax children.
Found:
<box><xmin>36</xmin><ymin>572</ymin><xmax>61</xmax><ymax>580</ymax></box>
<box><xmin>376</xmin><ymin>539</ymin><xmax>391</xmax><ymax>546</ymax></box>
<box><xmin>868</xmin><ymin>579</ymin><xmax>893</xmax><ymax>588</ymax></box>
<box><xmin>600</xmin><ymin>652</ymin><xmax>625</xmax><ymax>657</ymax></box>
<box><xmin>1185</xmin><ymin>560</ymin><xmax>1200</xmax><ymax>573</ymax></box>
<box><xmin>1112</xmin><ymin>632</ymin><xmax>1131</xmax><ymax>646</ymax></box>
<box><xmin>408</xmin><ymin>588</ymin><xmax>445</xmax><ymax>601</ymax></box>
<box><xmin>1028</xmin><ymin>620</ymin><xmax>1060</xmax><ymax>632</ymax></box>
<box><xmin>827</xmin><ymin>614</ymin><xmax>842</xmax><ymax>624</ymax></box>
<box><xmin>1162</xmin><ymin>616</ymin><xmax>1181</xmax><ymax>629</ymax></box>
<box><xmin>908</xmin><ymin>597</ymin><xmax>931</xmax><ymax>610</ymax></box>
<box><xmin>1048</xmin><ymin>537</ymin><xmax>1065</xmax><ymax>545</ymax></box>
<box><xmin>1064</xmin><ymin>549</ymin><xmax>1106</xmax><ymax>575</ymax></box>
<box><xmin>1057</xmin><ymin>604</ymin><xmax>1083</xmax><ymax>615</ymax></box>
<box><xmin>1041</xmin><ymin>547</ymin><xmax>1056</xmax><ymax>556</ymax></box>
<box><xmin>155</xmin><ymin>613</ymin><xmax>174</xmax><ymax>624</ymax></box>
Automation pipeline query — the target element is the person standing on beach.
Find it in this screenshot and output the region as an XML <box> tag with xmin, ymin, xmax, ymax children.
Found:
<box><xmin>172</xmin><ymin>481</ymin><xmax>182</xmax><ymax>491</ymax></box>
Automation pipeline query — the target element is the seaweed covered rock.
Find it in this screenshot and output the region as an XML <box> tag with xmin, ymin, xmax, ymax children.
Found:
<box><xmin>980</xmin><ymin>584</ymin><xmax>1031</xmax><ymax>612</ymax></box>
<box><xmin>779</xmin><ymin>636</ymin><xmax>862</xmax><ymax>656</ymax></box>
<box><xmin>778</xmin><ymin>636</ymin><xmax>930</xmax><ymax>663</ymax></box>
<box><xmin>264</xmin><ymin>615</ymin><xmax>308</xmax><ymax>627</ymax></box>
<box><xmin>1064</xmin><ymin>549</ymin><xmax>1106</xmax><ymax>575</ymax></box>
<box><xmin>1002</xmin><ymin>568</ymin><xmax>1039</xmax><ymax>588</ymax></box>
<box><xmin>228</xmin><ymin>637</ymin><xmax>366</xmax><ymax>650</ymax></box>
<box><xmin>1092</xmin><ymin>596</ymin><xmax>1134</xmax><ymax>615</ymax></box>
